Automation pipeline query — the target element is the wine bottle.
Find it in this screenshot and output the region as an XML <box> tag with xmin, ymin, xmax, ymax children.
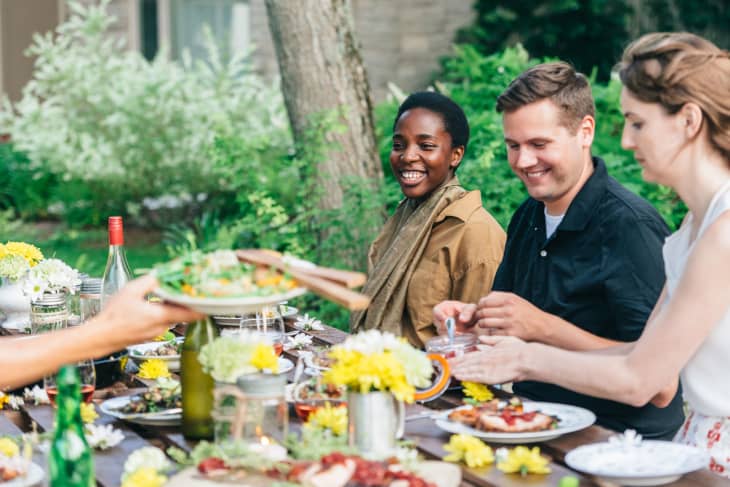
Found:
<box><xmin>49</xmin><ymin>365</ymin><xmax>95</xmax><ymax>487</ymax></box>
<box><xmin>101</xmin><ymin>216</ymin><xmax>132</xmax><ymax>307</ymax></box>
<box><xmin>181</xmin><ymin>317</ymin><xmax>218</xmax><ymax>439</ymax></box>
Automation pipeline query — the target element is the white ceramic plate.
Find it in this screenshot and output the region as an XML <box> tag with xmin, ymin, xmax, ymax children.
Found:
<box><xmin>100</xmin><ymin>396</ymin><xmax>181</xmax><ymax>426</ymax></box>
<box><xmin>277</xmin><ymin>357</ymin><xmax>294</xmax><ymax>375</ymax></box>
<box><xmin>212</xmin><ymin>306</ymin><xmax>299</xmax><ymax>327</ymax></box>
<box><xmin>1</xmin><ymin>462</ymin><xmax>44</xmax><ymax>487</ymax></box>
<box><xmin>434</xmin><ymin>402</ymin><xmax>596</xmax><ymax>444</ymax></box>
<box><xmin>127</xmin><ymin>338</ymin><xmax>184</xmax><ymax>372</ymax></box>
<box><xmin>565</xmin><ymin>440</ymin><xmax>709</xmax><ymax>486</ymax></box>
<box><xmin>154</xmin><ymin>287</ymin><xmax>307</xmax><ymax>315</ymax></box>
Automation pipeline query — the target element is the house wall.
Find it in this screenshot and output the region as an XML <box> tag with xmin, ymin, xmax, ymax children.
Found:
<box><xmin>2</xmin><ymin>0</ymin><xmax>474</xmax><ymax>103</ymax></box>
<box><xmin>0</xmin><ymin>0</ymin><xmax>62</xmax><ymax>102</ymax></box>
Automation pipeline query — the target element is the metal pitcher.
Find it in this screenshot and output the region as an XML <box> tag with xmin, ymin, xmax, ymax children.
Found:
<box><xmin>347</xmin><ymin>391</ymin><xmax>405</xmax><ymax>458</ymax></box>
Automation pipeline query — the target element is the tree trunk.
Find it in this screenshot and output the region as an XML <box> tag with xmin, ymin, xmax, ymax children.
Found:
<box><xmin>264</xmin><ymin>0</ymin><xmax>383</xmax><ymax>214</ymax></box>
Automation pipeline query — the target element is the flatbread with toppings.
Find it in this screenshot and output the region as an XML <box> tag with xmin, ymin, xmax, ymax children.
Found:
<box><xmin>448</xmin><ymin>398</ymin><xmax>557</xmax><ymax>433</ymax></box>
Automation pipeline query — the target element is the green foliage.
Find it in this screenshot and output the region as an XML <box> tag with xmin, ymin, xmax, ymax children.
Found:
<box><xmin>0</xmin><ymin>0</ymin><xmax>290</xmax><ymax>226</ymax></box>
<box><xmin>457</xmin><ymin>0</ymin><xmax>630</xmax><ymax>81</ymax></box>
<box><xmin>458</xmin><ymin>0</ymin><xmax>729</xmax><ymax>82</ymax></box>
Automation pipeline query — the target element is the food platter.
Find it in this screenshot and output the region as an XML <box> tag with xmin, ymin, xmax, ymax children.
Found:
<box><xmin>127</xmin><ymin>337</ymin><xmax>184</xmax><ymax>372</ymax></box>
<box><xmin>0</xmin><ymin>461</ymin><xmax>44</xmax><ymax>487</ymax></box>
<box><xmin>434</xmin><ymin>402</ymin><xmax>595</xmax><ymax>444</ymax></box>
<box><xmin>565</xmin><ymin>440</ymin><xmax>709</xmax><ymax>486</ymax></box>
<box><xmin>100</xmin><ymin>396</ymin><xmax>181</xmax><ymax>426</ymax></box>
<box><xmin>154</xmin><ymin>287</ymin><xmax>307</xmax><ymax>316</ymax></box>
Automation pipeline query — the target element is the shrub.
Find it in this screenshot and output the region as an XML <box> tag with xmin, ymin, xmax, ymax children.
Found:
<box><xmin>0</xmin><ymin>0</ymin><xmax>290</xmax><ymax>226</ymax></box>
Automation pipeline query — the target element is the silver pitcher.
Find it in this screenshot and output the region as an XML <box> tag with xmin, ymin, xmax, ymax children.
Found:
<box><xmin>348</xmin><ymin>391</ymin><xmax>405</xmax><ymax>458</ymax></box>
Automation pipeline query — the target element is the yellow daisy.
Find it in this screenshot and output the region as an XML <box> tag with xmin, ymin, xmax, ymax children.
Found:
<box><xmin>121</xmin><ymin>467</ymin><xmax>167</xmax><ymax>487</ymax></box>
<box><xmin>443</xmin><ymin>434</ymin><xmax>494</xmax><ymax>468</ymax></box>
<box><xmin>80</xmin><ymin>402</ymin><xmax>99</xmax><ymax>424</ymax></box>
<box><xmin>462</xmin><ymin>382</ymin><xmax>494</xmax><ymax>403</ymax></box>
<box><xmin>138</xmin><ymin>359</ymin><xmax>171</xmax><ymax>379</ymax></box>
<box><xmin>497</xmin><ymin>446</ymin><xmax>551</xmax><ymax>476</ymax></box>
<box><xmin>305</xmin><ymin>403</ymin><xmax>348</xmax><ymax>436</ymax></box>
<box><xmin>0</xmin><ymin>437</ymin><xmax>19</xmax><ymax>457</ymax></box>
<box><xmin>250</xmin><ymin>343</ymin><xmax>278</xmax><ymax>372</ymax></box>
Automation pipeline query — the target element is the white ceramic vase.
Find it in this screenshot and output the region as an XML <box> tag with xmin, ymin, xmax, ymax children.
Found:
<box><xmin>0</xmin><ymin>278</ymin><xmax>30</xmax><ymax>331</ymax></box>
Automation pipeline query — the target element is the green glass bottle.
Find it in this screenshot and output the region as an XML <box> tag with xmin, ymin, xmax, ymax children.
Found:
<box><xmin>181</xmin><ymin>317</ymin><xmax>218</xmax><ymax>439</ymax></box>
<box><xmin>49</xmin><ymin>365</ymin><xmax>94</xmax><ymax>487</ymax></box>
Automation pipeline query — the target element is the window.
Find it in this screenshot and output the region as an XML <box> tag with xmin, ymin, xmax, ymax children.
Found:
<box><xmin>140</xmin><ymin>0</ymin><xmax>250</xmax><ymax>61</ymax></box>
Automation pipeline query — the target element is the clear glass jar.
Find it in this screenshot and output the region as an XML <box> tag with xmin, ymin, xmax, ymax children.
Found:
<box><xmin>80</xmin><ymin>278</ymin><xmax>102</xmax><ymax>323</ymax></box>
<box><xmin>66</xmin><ymin>282</ymin><xmax>82</xmax><ymax>326</ymax></box>
<box><xmin>30</xmin><ymin>293</ymin><xmax>68</xmax><ymax>335</ymax></box>
<box><xmin>425</xmin><ymin>333</ymin><xmax>478</xmax><ymax>359</ymax></box>
<box><xmin>211</xmin><ymin>374</ymin><xmax>288</xmax><ymax>457</ymax></box>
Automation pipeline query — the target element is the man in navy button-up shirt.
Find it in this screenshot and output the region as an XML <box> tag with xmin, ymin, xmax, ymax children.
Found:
<box><xmin>434</xmin><ymin>62</ymin><xmax>684</xmax><ymax>439</ymax></box>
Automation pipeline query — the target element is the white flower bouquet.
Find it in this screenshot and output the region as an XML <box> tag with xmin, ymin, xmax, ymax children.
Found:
<box><xmin>21</xmin><ymin>258</ymin><xmax>81</xmax><ymax>301</ymax></box>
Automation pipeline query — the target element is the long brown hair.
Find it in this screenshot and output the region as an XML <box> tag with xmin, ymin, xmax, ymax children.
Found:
<box><xmin>618</xmin><ymin>32</ymin><xmax>730</xmax><ymax>161</ymax></box>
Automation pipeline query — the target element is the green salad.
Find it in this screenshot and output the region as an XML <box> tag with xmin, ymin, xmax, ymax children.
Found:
<box><xmin>155</xmin><ymin>250</ymin><xmax>297</xmax><ymax>298</ymax></box>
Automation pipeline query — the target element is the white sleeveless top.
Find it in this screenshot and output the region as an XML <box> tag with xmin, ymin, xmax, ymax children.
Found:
<box><xmin>663</xmin><ymin>180</ymin><xmax>730</xmax><ymax>416</ymax></box>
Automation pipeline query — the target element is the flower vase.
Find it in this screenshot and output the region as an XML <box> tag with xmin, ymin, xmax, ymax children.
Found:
<box><xmin>0</xmin><ymin>278</ymin><xmax>31</xmax><ymax>332</ymax></box>
<box><xmin>347</xmin><ymin>391</ymin><xmax>405</xmax><ymax>459</ymax></box>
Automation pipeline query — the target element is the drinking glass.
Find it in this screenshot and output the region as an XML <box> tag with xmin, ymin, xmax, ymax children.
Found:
<box><xmin>44</xmin><ymin>359</ymin><xmax>96</xmax><ymax>406</ymax></box>
<box><xmin>220</xmin><ymin>308</ymin><xmax>285</xmax><ymax>356</ymax></box>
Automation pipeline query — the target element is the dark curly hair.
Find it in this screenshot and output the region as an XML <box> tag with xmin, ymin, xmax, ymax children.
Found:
<box><xmin>393</xmin><ymin>91</ymin><xmax>470</xmax><ymax>153</ymax></box>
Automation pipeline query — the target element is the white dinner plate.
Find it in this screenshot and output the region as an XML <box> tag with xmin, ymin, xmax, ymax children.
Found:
<box><xmin>127</xmin><ymin>337</ymin><xmax>183</xmax><ymax>372</ymax></box>
<box><xmin>565</xmin><ymin>440</ymin><xmax>709</xmax><ymax>486</ymax></box>
<box><xmin>212</xmin><ymin>306</ymin><xmax>298</xmax><ymax>327</ymax></box>
<box><xmin>154</xmin><ymin>287</ymin><xmax>307</xmax><ymax>315</ymax></box>
<box><xmin>434</xmin><ymin>402</ymin><xmax>596</xmax><ymax>444</ymax></box>
<box><xmin>100</xmin><ymin>396</ymin><xmax>181</xmax><ymax>426</ymax></box>
<box><xmin>1</xmin><ymin>462</ymin><xmax>44</xmax><ymax>487</ymax></box>
<box><xmin>277</xmin><ymin>357</ymin><xmax>294</xmax><ymax>375</ymax></box>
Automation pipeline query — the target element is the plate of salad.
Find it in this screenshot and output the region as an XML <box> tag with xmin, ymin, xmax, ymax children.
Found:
<box><xmin>154</xmin><ymin>250</ymin><xmax>307</xmax><ymax>315</ymax></box>
<box><xmin>100</xmin><ymin>378</ymin><xmax>182</xmax><ymax>426</ymax></box>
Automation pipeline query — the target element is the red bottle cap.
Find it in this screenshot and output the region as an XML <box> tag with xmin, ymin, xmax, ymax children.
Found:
<box><xmin>108</xmin><ymin>216</ymin><xmax>124</xmax><ymax>246</ymax></box>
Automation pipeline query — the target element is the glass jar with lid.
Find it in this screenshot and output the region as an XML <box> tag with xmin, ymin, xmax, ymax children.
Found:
<box><xmin>30</xmin><ymin>293</ymin><xmax>68</xmax><ymax>334</ymax></box>
<box><xmin>79</xmin><ymin>277</ymin><xmax>102</xmax><ymax>323</ymax></box>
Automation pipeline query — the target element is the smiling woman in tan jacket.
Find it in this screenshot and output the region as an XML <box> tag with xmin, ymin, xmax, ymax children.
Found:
<box><xmin>350</xmin><ymin>92</ymin><xmax>505</xmax><ymax>347</ymax></box>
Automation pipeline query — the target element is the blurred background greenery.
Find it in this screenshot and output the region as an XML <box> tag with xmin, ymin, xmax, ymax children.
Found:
<box><xmin>4</xmin><ymin>0</ymin><xmax>721</xmax><ymax>328</ymax></box>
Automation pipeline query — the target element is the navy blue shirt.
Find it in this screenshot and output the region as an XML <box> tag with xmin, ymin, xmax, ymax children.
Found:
<box><xmin>494</xmin><ymin>157</ymin><xmax>684</xmax><ymax>439</ymax></box>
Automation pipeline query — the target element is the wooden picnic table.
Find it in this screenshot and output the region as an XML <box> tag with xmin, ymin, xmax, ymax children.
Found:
<box><xmin>2</xmin><ymin>318</ymin><xmax>728</xmax><ymax>487</ymax></box>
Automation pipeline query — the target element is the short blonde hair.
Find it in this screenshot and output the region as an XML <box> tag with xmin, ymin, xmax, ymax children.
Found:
<box><xmin>618</xmin><ymin>32</ymin><xmax>730</xmax><ymax>162</ymax></box>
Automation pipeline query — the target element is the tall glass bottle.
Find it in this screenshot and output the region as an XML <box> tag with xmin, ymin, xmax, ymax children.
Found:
<box><xmin>49</xmin><ymin>365</ymin><xmax>94</xmax><ymax>487</ymax></box>
<box><xmin>101</xmin><ymin>216</ymin><xmax>132</xmax><ymax>307</ymax></box>
<box><xmin>182</xmin><ymin>317</ymin><xmax>218</xmax><ymax>439</ymax></box>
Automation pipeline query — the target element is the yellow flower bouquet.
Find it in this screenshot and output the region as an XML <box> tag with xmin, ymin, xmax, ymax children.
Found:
<box><xmin>0</xmin><ymin>241</ymin><xmax>43</xmax><ymax>282</ymax></box>
<box><xmin>198</xmin><ymin>330</ymin><xmax>279</xmax><ymax>383</ymax></box>
<box><xmin>323</xmin><ymin>330</ymin><xmax>433</xmax><ymax>403</ymax></box>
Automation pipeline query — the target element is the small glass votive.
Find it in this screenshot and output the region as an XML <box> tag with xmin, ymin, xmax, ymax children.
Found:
<box><xmin>212</xmin><ymin>373</ymin><xmax>288</xmax><ymax>454</ymax></box>
<box><xmin>425</xmin><ymin>333</ymin><xmax>478</xmax><ymax>359</ymax></box>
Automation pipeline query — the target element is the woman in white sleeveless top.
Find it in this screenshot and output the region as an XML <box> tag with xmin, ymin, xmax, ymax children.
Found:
<box><xmin>447</xmin><ymin>32</ymin><xmax>730</xmax><ymax>476</ymax></box>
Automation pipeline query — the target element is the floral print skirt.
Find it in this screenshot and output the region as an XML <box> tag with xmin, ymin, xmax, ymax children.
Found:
<box><xmin>674</xmin><ymin>408</ymin><xmax>730</xmax><ymax>477</ymax></box>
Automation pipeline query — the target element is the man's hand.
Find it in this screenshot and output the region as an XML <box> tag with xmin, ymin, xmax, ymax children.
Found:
<box><xmin>433</xmin><ymin>300</ymin><xmax>478</xmax><ymax>334</ymax></box>
<box><xmin>448</xmin><ymin>335</ymin><xmax>528</xmax><ymax>384</ymax></box>
<box><xmin>473</xmin><ymin>291</ymin><xmax>547</xmax><ymax>341</ymax></box>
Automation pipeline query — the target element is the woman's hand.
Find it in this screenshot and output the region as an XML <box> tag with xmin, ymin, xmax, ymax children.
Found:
<box><xmin>94</xmin><ymin>274</ymin><xmax>204</xmax><ymax>346</ymax></box>
<box><xmin>448</xmin><ymin>335</ymin><xmax>529</xmax><ymax>384</ymax></box>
